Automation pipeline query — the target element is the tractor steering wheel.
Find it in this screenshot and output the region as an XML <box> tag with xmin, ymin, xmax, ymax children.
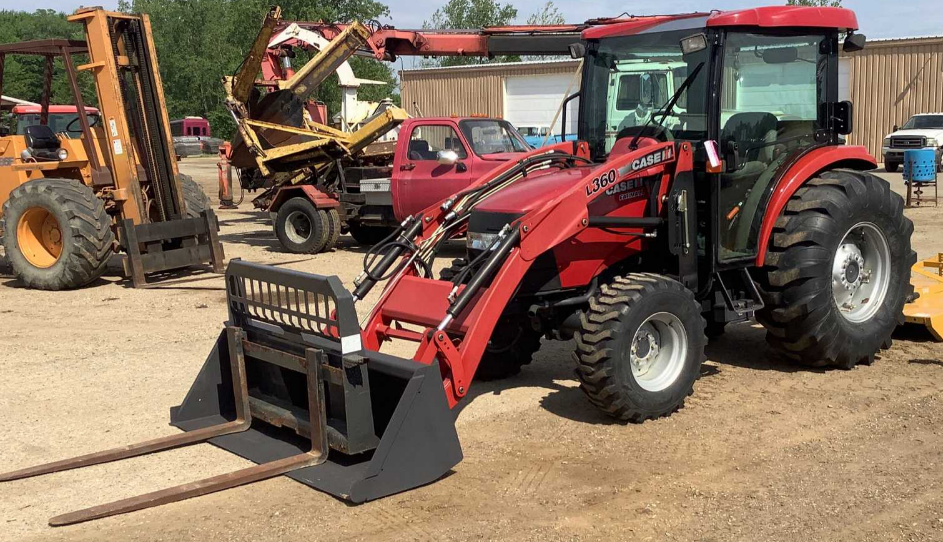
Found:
<box><xmin>615</xmin><ymin>123</ymin><xmax>675</xmax><ymax>145</ymax></box>
<box><xmin>65</xmin><ymin>115</ymin><xmax>98</xmax><ymax>133</ymax></box>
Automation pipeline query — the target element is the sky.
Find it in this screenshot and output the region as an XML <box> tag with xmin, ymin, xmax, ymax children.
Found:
<box><xmin>3</xmin><ymin>0</ymin><xmax>940</xmax><ymax>41</ymax></box>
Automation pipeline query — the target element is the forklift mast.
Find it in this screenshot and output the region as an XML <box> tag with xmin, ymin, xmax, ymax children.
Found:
<box><xmin>68</xmin><ymin>8</ymin><xmax>184</xmax><ymax>225</ymax></box>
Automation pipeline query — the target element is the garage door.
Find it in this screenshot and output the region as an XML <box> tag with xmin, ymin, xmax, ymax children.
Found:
<box><xmin>504</xmin><ymin>73</ymin><xmax>580</xmax><ymax>138</ymax></box>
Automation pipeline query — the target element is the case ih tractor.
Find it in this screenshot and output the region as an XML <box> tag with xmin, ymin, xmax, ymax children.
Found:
<box><xmin>1</xmin><ymin>6</ymin><xmax>917</xmax><ymax>525</ymax></box>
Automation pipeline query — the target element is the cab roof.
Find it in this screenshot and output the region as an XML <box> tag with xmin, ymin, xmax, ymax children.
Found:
<box><xmin>582</xmin><ymin>6</ymin><xmax>859</xmax><ymax>40</ymax></box>
<box><xmin>12</xmin><ymin>104</ymin><xmax>100</xmax><ymax>114</ymax></box>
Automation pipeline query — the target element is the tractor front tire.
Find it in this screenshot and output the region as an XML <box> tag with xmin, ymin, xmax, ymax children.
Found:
<box><xmin>180</xmin><ymin>174</ymin><xmax>210</xmax><ymax>218</ymax></box>
<box><xmin>475</xmin><ymin>317</ymin><xmax>542</xmax><ymax>380</ymax></box>
<box><xmin>756</xmin><ymin>169</ymin><xmax>915</xmax><ymax>368</ymax></box>
<box><xmin>1</xmin><ymin>179</ymin><xmax>114</xmax><ymax>290</ymax></box>
<box><xmin>573</xmin><ymin>274</ymin><xmax>706</xmax><ymax>422</ymax></box>
<box><xmin>274</xmin><ymin>197</ymin><xmax>330</xmax><ymax>254</ymax></box>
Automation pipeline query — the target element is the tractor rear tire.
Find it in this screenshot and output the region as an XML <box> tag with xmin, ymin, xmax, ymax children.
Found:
<box><xmin>323</xmin><ymin>208</ymin><xmax>341</xmax><ymax>251</ymax></box>
<box><xmin>755</xmin><ymin>169</ymin><xmax>915</xmax><ymax>368</ymax></box>
<box><xmin>884</xmin><ymin>162</ymin><xmax>899</xmax><ymax>173</ymax></box>
<box><xmin>1</xmin><ymin>178</ymin><xmax>114</xmax><ymax>290</ymax></box>
<box><xmin>274</xmin><ymin>197</ymin><xmax>329</xmax><ymax>254</ymax></box>
<box><xmin>475</xmin><ymin>317</ymin><xmax>542</xmax><ymax>380</ymax></box>
<box><xmin>348</xmin><ymin>223</ymin><xmax>393</xmax><ymax>246</ymax></box>
<box><xmin>180</xmin><ymin>174</ymin><xmax>210</xmax><ymax>218</ymax></box>
<box><xmin>573</xmin><ymin>273</ymin><xmax>706</xmax><ymax>422</ymax></box>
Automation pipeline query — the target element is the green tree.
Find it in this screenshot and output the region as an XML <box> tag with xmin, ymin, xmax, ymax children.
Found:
<box><xmin>526</xmin><ymin>1</ymin><xmax>564</xmax><ymax>25</ymax></box>
<box><xmin>786</xmin><ymin>0</ymin><xmax>842</xmax><ymax>6</ymax></box>
<box><xmin>422</xmin><ymin>0</ymin><xmax>519</xmax><ymax>67</ymax></box>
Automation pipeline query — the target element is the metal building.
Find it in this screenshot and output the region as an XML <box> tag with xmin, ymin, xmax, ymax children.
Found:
<box><xmin>400</xmin><ymin>35</ymin><xmax>943</xmax><ymax>159</ymax></box>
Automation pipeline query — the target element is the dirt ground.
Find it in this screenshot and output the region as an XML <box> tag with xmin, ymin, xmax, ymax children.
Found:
<box><xmin>1</xmin><ymin>156</ymin><xmax>942</xmax><ymax>542</ymax></box>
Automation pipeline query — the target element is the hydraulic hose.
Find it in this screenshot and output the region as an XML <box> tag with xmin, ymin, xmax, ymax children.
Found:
<box><xmin>353</xmin><ymin>217</ymin><xmax>424</xmax><ymax>300</ymax></box>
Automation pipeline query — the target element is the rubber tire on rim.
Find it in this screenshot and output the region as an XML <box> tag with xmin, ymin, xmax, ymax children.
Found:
<box><xmin>438</xmin><ymin>258</ymin><xmax>468</xmax><ymax>283</ymax></box>
<box><xmin>573</xmin><ymin>273</ymin><xmax>706</xmax><ymax>422</ymax></box>
<box><xmin>475</xmin><ymin>318</ymin><xmax>542</xmax><ymax>380</ymax></box>
<box><xmin>348</xmin><ymin>223</ymin><xmax>394</xmax><ymax>246</ymax></box>
<box><xmin>755</xmin><ymin>169</ymin><xmax>915</xmax><ymax>368</ymax></box>
<box><xmin>274</xmin><ymin>197</ymin><xmax>329</xmax><ymax>254</ymax></box>
<box><xmin>180</xmin><ymin>174</ymin><xmax>210</xmax><ymax>218</ymax></box>
<box><xmin>1</xmin><ymin>178</ymin><xmax>114</xmax><ymax>290</ymax></box>
<box><xmin>884</xmin><ymin>162</ymin><xmax>899</xmax><ymax>173</ymax></box>
<box><xmin>323</xmin><ymin>208</ymin><xmax>341</xmax><ymax>251</ymax></box>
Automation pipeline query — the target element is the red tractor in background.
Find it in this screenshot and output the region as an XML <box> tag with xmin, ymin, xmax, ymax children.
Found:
<box><xmin>1</xmin><ymin>5</ymin><xmax>918</xmax><ymax>526</ymax></box>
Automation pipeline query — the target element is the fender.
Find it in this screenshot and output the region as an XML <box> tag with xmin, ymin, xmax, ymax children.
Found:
<box><xmin>267</xmin><ymin>184</ymin><xmax>340</xmax><ymax>212</ymax></box>
<box><xmin>755</xmin><ymin>145</ymin><xmax>876</xmax><ymax>267</ymax></box>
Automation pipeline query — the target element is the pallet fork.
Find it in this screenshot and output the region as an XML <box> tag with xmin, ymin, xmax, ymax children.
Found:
<box><xmin>0</xmin><ymin>260</ymin><xmax>461</xmax><ymax>525</ymax></box>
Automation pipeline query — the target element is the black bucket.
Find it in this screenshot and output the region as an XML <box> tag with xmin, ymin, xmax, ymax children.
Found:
<box><xmin>170</xmin><ymin>260</ymin><xmax>463</xmax><ymax>502</ymax></box>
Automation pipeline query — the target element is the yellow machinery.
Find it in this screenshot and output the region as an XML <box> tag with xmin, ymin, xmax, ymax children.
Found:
<box><xmin>0</xmin><ymin>8</ymin><xmax>223</xmax><ymax>289</ymax></box>
<box><xmin>223</xmin><ymin>7</ymin><xmax>407</xmax><ymax>184</ymax></box>
<box><xmin>904</xmin><ymin>253</ymin><xmax>943</xmax><ymax>340</ymax></box>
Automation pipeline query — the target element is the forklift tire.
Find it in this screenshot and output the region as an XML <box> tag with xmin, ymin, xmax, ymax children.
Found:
<box><xmin>884</xmin><ymin>162</ymin><xmax>899</xmax><ymax>173</ymax></box>
<box><xmin>475</xmin><ymin>319</ymin><xmax>542</xmax><ymax>380</ymax></box>
<box><xmin>756</xmin><ymin>170</ymin><xmax>915</xmax><ymax>368</ymax></box>
<box><xmin>274</xmin><ymin>197</ymin><xmax>329</xmax><ymax>254</ymax></box>
<box><xmin>573</xmin><ymin>274</ymin><xmax>706</xmax><ymax>422</ymax></box>
<box><xmin>323</xmin><ymin>209</ymin><xmax>341</xmax><ymax>251</ymax></box>
<box><xmin>180</xmin><ymin>174</ymin><xmax>210</xmax><ymax>218</ymax></box>
<box><xmin>348</xmin><ymin>223</ymin><xmax>394</xmax><ymax>246</ymax></box>
<box><xmin>1</xmin><ymin>179</ymin><xmax>114</xmax><ymax>290</ymax></box>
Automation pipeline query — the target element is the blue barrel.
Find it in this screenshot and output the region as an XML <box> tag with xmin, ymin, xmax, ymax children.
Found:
<box><xmin>903</xmin><ymin>149</ymin><xmax>937</xmax><ymax>183</ymax></box>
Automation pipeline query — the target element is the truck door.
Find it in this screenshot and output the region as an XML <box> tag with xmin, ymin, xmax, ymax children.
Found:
<box><xmin>394</xmin><ymin>123</ymin><xmax>473</xmax><ymax>218</ymax></box>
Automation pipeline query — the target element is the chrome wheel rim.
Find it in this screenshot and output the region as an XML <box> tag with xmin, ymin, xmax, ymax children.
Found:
<box><xmin>285</xmin><ymin>211</ymin><xmax>312</xmax><ymax>244</ymax></box>
<box><xmin>630</xmin><ymin>312</ymin><xmax>687</xmax><ymax>392</ymax></box>
<box><xmin>832</xmin><ymin>222</ymin><xmax>891</xmax><ymax>323</ymax></box>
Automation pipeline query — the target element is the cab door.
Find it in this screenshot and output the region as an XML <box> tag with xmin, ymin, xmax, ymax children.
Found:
<box><xmin>395</xmin><ymin>123</ymin><xmax>473</xmax><ymax>217</ymax></box>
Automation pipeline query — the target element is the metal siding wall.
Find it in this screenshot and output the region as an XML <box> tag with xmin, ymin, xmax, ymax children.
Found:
<box><xmin>400</xmin><ymin>62</ymin><xmax>581</xmax><ymax>120</ymax></box>
<box><xmin>844</xmin><ymin>37</ymin><xmax>943</xmax><ymax>158</ymax></box>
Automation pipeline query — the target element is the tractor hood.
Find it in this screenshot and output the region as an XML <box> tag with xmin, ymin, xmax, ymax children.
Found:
<box><xmin>471</xmin><ymin>166</ymin><xmax>594</xmax><ymax>216</ymax></box>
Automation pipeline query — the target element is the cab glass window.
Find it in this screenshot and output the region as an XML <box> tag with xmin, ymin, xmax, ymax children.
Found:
<box><xmin>407</xmin><ymin>125</ymin><xmax>468</xmax><ymax>160</ymax></box>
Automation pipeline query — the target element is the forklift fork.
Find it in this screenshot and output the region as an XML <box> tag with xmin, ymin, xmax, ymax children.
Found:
<box><xmin>0</xmin><ymin>325</ymin><xmax>329</xmax><ymax>526</ymax></box>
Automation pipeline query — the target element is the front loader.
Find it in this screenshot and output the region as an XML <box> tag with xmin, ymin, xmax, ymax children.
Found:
<box><xmin>1</xmin><ymin>6</ymin><xmax>917</xmax><ymax>526</ymax></box>
<box><xmin>0</xmin><ymin>8</ymin><xmax>223</xmax><ymax>289</ymax></box>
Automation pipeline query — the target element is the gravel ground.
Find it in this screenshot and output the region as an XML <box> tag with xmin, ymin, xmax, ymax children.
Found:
<box><xmin>0</xmin><ymin>157</ymin><xmax>941</xmax><ymax>541</ymax></box>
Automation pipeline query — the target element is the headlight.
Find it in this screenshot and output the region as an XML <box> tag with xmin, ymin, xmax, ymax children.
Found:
<box><xmin>466</xmin><ymin>231</ymin><xmax>498</xmax><ymax>251</ymax></box>
<box><xmin>20</xmin><ymin>149</ymin><xmax>31</xmax><ymax>160</ymax></box>
<box><xmin>883</xmin><ymin>138</ymin><xmax>891</xmax><ymax>147</ymax></box>
<box><xmin>57</xmin><ymin>148</ymin><xmax>69</xmax><ymax>160</ymax></box>
<box><xmin>926</xmin><ymin>138</ymin><xmax>938</xmax><ymax>148</ymax></box>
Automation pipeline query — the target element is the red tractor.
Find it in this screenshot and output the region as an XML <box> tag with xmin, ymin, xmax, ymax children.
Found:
<box><xmin>1</xmin><ymin>6</ymin><xmax>917</xmax><ymax>525</ymax></box>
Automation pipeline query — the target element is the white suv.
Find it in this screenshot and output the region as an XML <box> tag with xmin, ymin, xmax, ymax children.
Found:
<box><xmin>882</xmin><ymin>113</ymin><xmax>943</xmax><ymax>173</ymax></box>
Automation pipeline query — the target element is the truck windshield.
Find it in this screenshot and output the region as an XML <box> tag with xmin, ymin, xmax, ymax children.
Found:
<box><xmin>579</xmin><ymin>29</ymin><xmax>711</xmax><ymax>160</ymax></box>
<box><xmin>902</xmin><ymin>115</ymin><xmax>943</xmax><ymax>130</ymax></box>
<box><xmin>459</xmin><ymin>119</ymin><xmax>530</xmax><ymax>155</ymax></box>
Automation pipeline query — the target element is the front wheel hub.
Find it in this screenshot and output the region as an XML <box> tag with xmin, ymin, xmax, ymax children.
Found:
<box><xmin>629</xmin><ymin>313</ymin><xmax>687</xmax><ymax>392</ymax></box>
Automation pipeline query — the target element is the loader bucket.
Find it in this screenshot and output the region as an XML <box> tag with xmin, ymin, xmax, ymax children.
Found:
<box><xmin>170</xmin><ymin>259</ymin><xmax>463</xmax><ymax>502</ymax></box>
<box><xmin>903</xmin><ymin>253</ymin><xmax>943</xmax><ymax>341</ymax></box>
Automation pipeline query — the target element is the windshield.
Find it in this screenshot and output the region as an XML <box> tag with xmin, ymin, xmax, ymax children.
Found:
<box><xmin>579</xmin><ymin>29</ymin><xmax>710</xmax><ymax>160</ymax></box>
<box><xmin>16</xmin><ymin>113</ymin><xmax>101</xmax><ymax>138</ymax></box>
<box><xmin>902</xmin><ymin>115</ymin><xmax>943</xmax><ymax>130</ymax></box>
<box><xmin>458</xmin><ymin>119</ymin><xmax>530</xmax><ymax>155</ymax></box>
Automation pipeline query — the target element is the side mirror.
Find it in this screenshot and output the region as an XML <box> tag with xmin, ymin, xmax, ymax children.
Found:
<box><xmin>437</xmin><ymin>150</ymin><xmax>458</xmax><ymax>166</ymax></box>
<box><xmin>843</xmin><ymin>33</ymin><xmax>866</xmax><ymax>53</ymax></box>
<box><xmin>893</xmin><ymin>125</ymin><xmax>899</xmax><ymax>132</ymax></box>
<box><xmin>568</xmin><ymin>42</ymin><xmax>585</xmax><ymax>59</ymax></box>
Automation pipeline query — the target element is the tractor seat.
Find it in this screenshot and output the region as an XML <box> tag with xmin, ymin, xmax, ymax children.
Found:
<box><xmin>24</xmin><ymin>125</ymin><xmax>63</xmax><ymax>160</ymax></box>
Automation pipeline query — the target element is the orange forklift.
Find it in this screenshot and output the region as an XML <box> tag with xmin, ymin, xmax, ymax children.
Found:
<box><xmin>0</xmin><ymin>7</ymin><xmax>223</xmax><ymax>289</ymax></box>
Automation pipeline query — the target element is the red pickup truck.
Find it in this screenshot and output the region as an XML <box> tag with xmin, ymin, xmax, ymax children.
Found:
<box><xmin>266</xmin><ymin>116</ymin><xmax>531</xmax><ymax>252</ymax></box>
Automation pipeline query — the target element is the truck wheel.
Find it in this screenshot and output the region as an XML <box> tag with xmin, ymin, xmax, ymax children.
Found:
<box><xmin>573</xmin><ymin>274</ymin><xmax>706</xmax><ymax>422</ymax></box>
<box><xmin>180</xmin><ymin>174</ymin><xmax>210</xmax><ymax>218</ymax></box>
<box><xmin>475</xmin><ymin>317</ymin><xmax>542</xmax><ymax>380</ymax></box>
<box><xmin>756</xmin><ymin>170</ymin><xmax>915</xmax><ymax>368</ymax></box>
<box><xmin>348</xmin><ymin>223</ymin><xmax>393</xmax><ymax>246</ymax></box>
<box><xmin>323</xmin><ymin>209</ymin><xmax>341</xmax><ymax>251</ymax></box>
<box><xmin>274</xmin><ymin>197</ymin><xmax>329</xmax><ymax>254</ymax></box>
<box><xmin>884</xmin><ymin>162</ymin><xmax>899</xmax><ymax>173</ymax></box>
<box><xmin>1</xmin><ymin>179</ymin><xmax>114</xmax><ymax>290</ymax></box>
